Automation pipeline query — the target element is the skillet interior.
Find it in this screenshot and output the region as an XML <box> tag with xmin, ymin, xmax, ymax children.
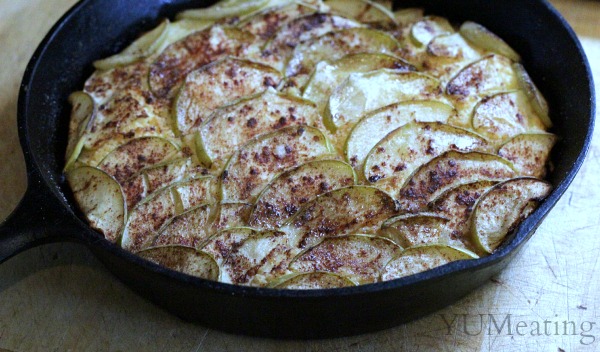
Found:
<box><xmin>16</xmin><ymin>0</ymin><xmax>594</xmax><ymax>338</ymax></box>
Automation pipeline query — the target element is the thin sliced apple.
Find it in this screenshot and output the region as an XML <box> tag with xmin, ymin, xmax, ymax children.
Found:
<box><xmin>200</xmin><ymin>227</ymin><xmax>257</xmax><ymax>283</ymax></box>
<box><xmin>364</xmin><ymin>122</ymin><xmax>488</xmax><ymax>186</ymax></box>
<box><xmin>174</xmin><ymin>57</ymin><xmax>282</xmax><ymax>135</ymax></box>
<box><xmin>220</xmin><ymin>126</ymin><xmax>334</xmax><ymax>203</ymax></box>
<box><xmin>410</xmin><ymin>16</ymin><xmax>454</xmax><ymax>47</ymax></box>
<box><xmin>281</xmin><ymin>186</ymin><xmax>398</xmax><ymax>249</ymax></box>
<box><xmin>149</xmin><ymin>26</ymin><xmax>255</xmax><ymax>98</ymax></box>
<box><xmin>302</xmin><ymin>53</ymin><xmax>413</xmax><ymax>109</ymax></box>
<box><xmin>153</xmin><ymin>204</ymin><xmax>215</xmax><ymax>248</ymax></box>
<box><xmin>498</xmin><ymin>133</ymin><xmax>557</xmax><ymax>178</ymax></box>
<box><xmin>94</xmin><ymin>20</ymin><xmax>170</xmax><ymax>71</ymax></box>
<box><xmin>289</xmin><ymin>234</ymin><xmax>402</xmax><ymax>284</ymax></box>
<box><xmin>460</xmin><ymin>21</ymin><xmax>520</xmax><ymax>62</ymax></box>
<box><xmin>471</xmin><ymin>177</ymin><xmax>552</xmax><ymax>253</ymax></box>
<box><xmin>138</xmin><ymin>246</ymin><xmax>220</xmax><ymax>280</ymax></box>
<box><xmin>381</xmin><ymin>244</ymin><xmax>477</xmax><ymax>281</ymax></box>
<box><xmin>397</xmin><ymin>151</ymin><xmax>516</xmax><ymax>212</ymax></box>
<box><xmin>222</xmin><ymin>230</ymin><xmax>292</xmax><ymax>284</ymax></box>
<box><xmin>472</xmin><ymin>91</ymin><xmax>547</xmax><ymax>143</ymax></box>
<box><xmin>68</xmin><ymin>166</ymin><xmax>126</xmax><ymax>243</ymax></box>
<box><xmin>121</xmin><ymin>177</ymin><xmax>214</xmax><ymax>252</ymax></box>
<box><xmin>263</xmin><ymin>13</ymin><xmax>361</xmax><ymax>62</ymax></box>
<box><xmin>325</xmin><ymin>0</ymin><xmax>396</xmax><ymax>26</ymax></box>
<box><xmin>430</xmin><ymin>181</ymin><xmax>497</xmax><ymax>253</ymax></box>
<box><xmin>327</xmin><ymin>70</ymin><xmax>443</xmax><ymax>132</ymax></box>
<box><xmin>287</xmin><ymin>28</ymin><xmax>401</xmax><ymax>77</ymax></box>
<box><xmin>212</xmin><ymin>203</ymin><xmax>254</xmax><ymax>232</ymax></box>
<box><xmin>268</xmin><ymin>272</ymin><xmax>356</xmax><ymax>289</ymax></box>
<box><xmin>249</xmin><ymin>160</ymin><xmax>356</xmax><ymax>229</ymax></box>
<box><xmin>423</xmin><ymin>33</ymin><xmax>484</xmax><ymax>83</ymax></box>
<box><xmin>98</xmin><ymin>137</ymin><xmax>181</xmax><ymax>183</ymax></box>
<box><xmin>65</xmin><ymin>92</ymin><xmax>95</xmax><ymax>171</ymax></box>
<box><xmin>345</xmin><ymin>102</ymin><xmax>455</xmax><ymax>169</ymax></box>
<box><xmin>380</xmin><ymin>213</ymin><xmax>453</xmax><ymax>248</ymax></box>
<box><xmin>514</xmin><ymin>63</ymin><xmax>552</xmax><ymax>128</ymax></box>
<box><xmin>446</xmin><ymin>54</ymin><xmax>518</xmax><ymax>97</ymax></box>
<box><xmin>198</xmin><ymin>89</ymin><xmax>324</xmax><ymax>168</ymax></box>
<box><xmin>238</xmin><ymin>2</ymin><xmax>319</xmax><ymax>41</ymax></box>
<box><xmin>394</xmin><ymin>8</ymin><xmax>424</xmax><ymax>26</ymax></box>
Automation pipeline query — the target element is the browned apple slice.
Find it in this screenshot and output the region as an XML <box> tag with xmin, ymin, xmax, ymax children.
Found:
<box><xmin>472</xmin><ymin>91</ymin><xmax>547</xmax><ymax>143</ymax></box>
<box><xmin>268</xmin><ymin>272</ymin><xmax>356</xmax><ymax>289</ymax></box>
<box><xmin>325</xmin><ymin>0</ymin><xmax>396</xmax><ymax>26</ymax></box>
<box><xmin>381</xmin><ymin>244</ymin><xmax>477</xmax><ymax>281</ymax></box>
<box><xmin>149</xmin><ymin>26</ymin><xmax>255</xmax><ymax>98</ymax></box>
<box><xmin>498</xmin><ymin>133</ymin><xmax>557</xmax><ymax>178</ymax></box>
<box><xmin>380</xmin><ymin>213</ymin><xmax>453</xmax><ymax>248</ymax></box>
<box><xmin>138</xmin><ymin>246</ymin><xmax>219</xmax><ymax>280</ymax></box>
<box><xmin>238</xmin><ymin>2</ymin><xmax>319</xmax><ymax>42</ymax></box>
<box><xmin>67</xmin><ymin>166</ymin><xmax>126</xmax><ymax>243</ymax></box>
<box><xmin>153</xmin><ymin>204</ymin><xmax>215</xmax><ymax>248</ymax></box>
<box><xmin>364</xmin><ymin>122</ymin><xmax>488</xmax><ymax>187</ymax></box>
<box><xmin>98</xmin><ymin>137</ymin><xmax>181</xmax><ymax>183</ymax></box>
<box><xmin>173</xmin><ymin>57</ymin><xmax>282</xmax><ymax>135</ymax></box>
<box><xmin>397</xmin><ymin>151</ymin><xmax>516</xmax><ymax>212</ymax></box>
<box><xmin>430</xmin><ymin>181</ymin><xmax>497</xmax><ymax>254</ymax></box>
<box><xmin>345</xmin><ymin>101</ymin><xmax>455</xmax><ymax>169</ymax></box>
<box><xmin>289</xmin><ymin>235</ymin><xmax>402</xmax><ymax>284</ymax></box>
<box><xmin>471</xmin><ymin>177</ymin><xmax>552</xmax><ymax>253</ymax></box>
<box><xmin>249</xmin><ymin>160</ymin><xmax>356</xmax><ymax>229</ymax></box>
<box><xmin>220</xmin><ymin>126</ymin><xmax>334</xmax><ymax>203</ymax></box>
<box><xmin>197</xmin><ymin>89</ymin><xmax>324</xmax><ymax>168</ymax></box>
<box><xmin>446</xmin><ymin>54</ymin><xmax>518</xmax><ymax>97</ymax></box>
<box><xmin>281</xmin><ymin>186</ymin><xmax>398</xmax><ymax>249</ymax></box>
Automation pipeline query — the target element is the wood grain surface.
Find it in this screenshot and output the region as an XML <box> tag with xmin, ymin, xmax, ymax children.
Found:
<box><xmin>0</xmin><ymin>1</ymin><xmax>598</xmax><ymax>351</ymax></box>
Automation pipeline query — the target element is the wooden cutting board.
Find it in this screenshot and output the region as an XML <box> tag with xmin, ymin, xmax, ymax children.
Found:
<box><xmin>0</xmin><ymin>1</ymin><xmax>598</xmax><ymax>351</ymax></box>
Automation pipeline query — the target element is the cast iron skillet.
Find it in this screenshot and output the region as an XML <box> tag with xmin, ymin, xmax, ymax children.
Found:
<box><xmin>0</xmin><ymin>0</ymin><xmax>594</xmax><ymax>339</ymax></box>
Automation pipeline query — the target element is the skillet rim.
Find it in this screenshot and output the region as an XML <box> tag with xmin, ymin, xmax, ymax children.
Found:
<box><xmin>16</xmin><ymin>0</ymin><xmax>595</xmax><ymax>299</ymax></box>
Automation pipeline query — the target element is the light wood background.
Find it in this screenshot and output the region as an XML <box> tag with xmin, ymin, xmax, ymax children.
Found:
<box><xmin>0</xmin><ymin>1</ymin><xmax>598</xmax><ymax>351</ymax></box>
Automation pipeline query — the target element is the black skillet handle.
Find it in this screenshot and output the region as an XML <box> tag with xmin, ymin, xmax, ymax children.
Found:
<box><xmin>0</xmin><ymin>170</ymin><xmax>83</xmax><ymax>264</ymax></box>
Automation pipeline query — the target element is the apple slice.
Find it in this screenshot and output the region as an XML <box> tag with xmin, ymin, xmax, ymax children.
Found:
<box><xmin>364</xmin><ymin>122</ymin><xmax>488</xmax><ymax>186</ymax></box>
<box><xmin>220</xmin><ymin>126</ymin><xmax>334</xmax><ymax>203</ymax></box>
<box><xmin>176</xmin><ymin>0</ymin><xmax>270</xmax><ymax>20</ymax></box>
<box><xmin>268</xmin><ymin>272</ymin><xmax>356</xmax><ymax>289</ymax></box>
<box><xmin>430</xmin><ymin>181</ymin><xmax>497</xmax><ymax>254</ymax></box>
<box><xmin>514</xmin><ymin>63</ymin><xmax>552</xmax><ymax>128</ymax></box>
<box><xmin>94</xmin><ymin>20</ymin><xmax>170</xmax><ymax>71</ymax></box>
<box><xmin>326</xmin><ymin>70</ymin><xmax>444</xmax><ymax>133</ymax></box>
<box><xmin>289</xmin><ymin>234</ymin><xmax>402</xmax><ymax>284</ymax></box>
<box><xmin>446</xmin><ymin>54</ymin><xmax>518</xmax><ymax>97</ymax></box>
<box><xmin>174</xmin><ymin>57</ymin><xmax>282</xmax><ymax>135</ymax></box>
<box><xmin>422</xmin><ymin>33</ymin><xmax>484</xmax><ymax>84</ymax></box>
<box><xmin>65</xmin><ymin>92</ymin><xmax>96</xmax><ymax>171</ymax></box>
<box><xmin>472</xmin><ymin>91</ymin><xmax>547</xmax><ymax>143</ymax></box>
<box><xmin>410</xmin><ymin>16</ymin><xmax>454</xmax><ymax>47</ymax></box>
<box><xmin>238</xmin><ymin>2</ymin><xmax>320</xmax><ymax>42</ymax></box>
<box><xmin>380</xmin><ymin>213</ymin><xmax>453</xmax><ymax>248</ymax></box>
<box><xmin>68</xmin><ymin>166</ymin><xmax>126</xmax><ymax>243</ymax></box>
<box><xmin>397</xmin><ymin>151</ymin><xmax>516</xmax><ymax>212</ymax></box>
<box><xmin>498</xmin><ymin>133</ymin><xmax>557</xmax><ymax>178</ymax></box>
<box><xmin>138</xmin><ymin>246</ymin><xmax>220</xmax><ymax>280</ymax></box>
<box><xmin>98</xmin><ymin>137</ymin><xmax>181</xmax><ymax>183</ymax></box>
<box><xmin>197</xmin><ymin>89</ymin><xmax>324</xmax><ymax>168</ymax></box>
<box><xmin>212</xmin><ymin>203</ymin><xmax>254</xmax><ymax>232</ymax></box>
<box><xmin>200</xmin><ymin>227</ymin><xmax>258</xmax><ymax>283</ymax></box>
<box><xmin>394</xmin><ymin>8</ymin><xmax>424</xmax><ymax>26</ymax></box>
<box><xmin>281</xmin><ymin>186</ymin><xmax>398</xmax><ymax>249</ymax></box>
<box><xmin>381</xmin><ymin>244</ymin><xmax>478</xmax><ymax>281</ymax></box>
<box><xmin>249</xmin><ymin>160</ymin><xmax>356</xmax><ymax>229</ymax></box>
<box><xmin>149</xmin><ymin>26</ymin><xmax>255</xmax><ymax>98</ymax></box>
<box><xmin>471</xmin><ymin>178</ymin><xmax>552</xmax><ymax>253</ymax></box>
<box><xmin>222</xmin><ymin>230</ymin><xmax>293</xmax><ymax>284</ymax></box>
<box><xmin>121</xmin><ymin>177</ymin><xmax>214</xmax><ymax>252</ymax></box>
<box><xmin>460</xmin><ymin>21</ymin><xmax>521</xmax><ymax>62</ymax></box>
<box><xmin>325</xmin><ymin>0</ymin><xmax>396</xmax><ymax>26</ymax></box>
<box><xmin>345</xmin><ymin>102</ymin><xmax>454</xmax><ymax>169</ymax></box>
<box><xmin>287</xmin><ymin>28</ymin><xmax>401</xmax><ymax>78</ymax></box>
<box><xmin>153</xmin><ymin>204</ymin><xmax>215</xmax><ymax>248</ymax></box>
